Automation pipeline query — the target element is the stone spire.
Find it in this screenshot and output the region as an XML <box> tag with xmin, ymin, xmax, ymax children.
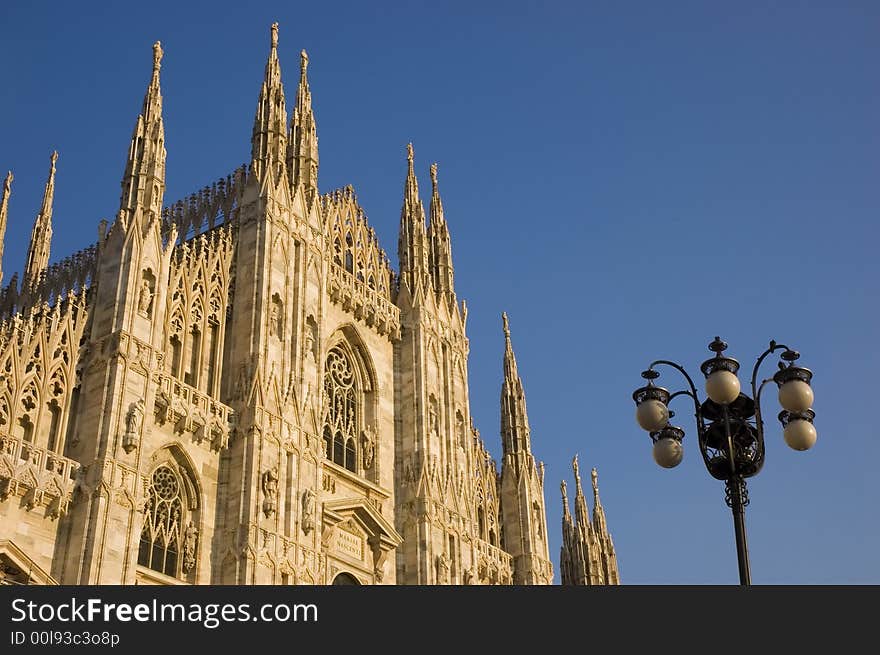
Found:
<box><xmin>591</xmin><ymin>467</ymin><xmax>608</xmax><ymax>535</ymax></box>
<box><xmin>500</xmin><ymin>312</ymin><xmax>532</xmax><ymax>462</ymax></box>
<box><xmin>287</xmin><ymin>48</ymin><xmax>318</xmax><ymax>200</ymax></box>
<box><xmin>498</xmin><ymin>311</ymin><xmax>551</xmax><ymax>583</ymax></box>
<box><xmin>397</xmin><ymin>143</ymin><xmax>429</xmax><ymax>293</ymax></box>
<box><xmin>572</xmin><ymin>455</ymin><xmax>591</xmax><ymax>531</ymax></box>
<box><xmin>427</xmin><ymin>163</ymin><xmax>455</xmax><ymax>300</ymax></box>
<box><xmin>119</xmin><ymin>41</ymin><xmax>166</xmax><ymax>217</ymax></box>
<box><xmin>560</xmin><ymin>455</ymin><xmax>620</xmax><ymax>585</ymax></box>
<box><xmin>24</xmin><ymin>152</ymin><xmax>57</xmax><ymax>291</ymax></box>
<box><xmin>0</xmin><ymin>171</ymin><xmax>11</xmax><ymax>286</ymax></box>
<box><xmin>560</xmin><ymin>478</ymin><xmax>575</xmax><ymax>584</ymax></box>
<box><xmin>561</xmin><ymin>479</ymin><xmax>571</xmax><ymax>522</ymax></box>
<box><xmin>251</xmin><ymin>22</ymin><xmax>288</xmax><ymax>185</ymax></box>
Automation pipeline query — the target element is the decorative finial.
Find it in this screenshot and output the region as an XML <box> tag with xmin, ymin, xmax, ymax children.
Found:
<box><xmin>300</xmin><ymin>49</ymin><xmax>309</xmax><ymax>72</ymax></box>
<box><xmin>708</xmin><ymin>336</ymin><xmax>727</xmax><ymax>354</ymax></box>
<box><xmin>50</xmin><ymin>151</ymin><xmax>58</xmax><ymax>169</ymax></box>
<box><xmin>591</xmin><ymin>467</ymin><xmax>599</xmax><ymax>492</ymax></box>
<box><xmin>502</xmin><ymin>312</ymin><xmax>510</xmax><ymax>337</ymax></box>
<box><xmin>407</xmin><ymin>142</ymin><xmax>414</xmax><ymax>163</ymax></box>
<box><xmin>572</xmin><ymin>454</ymin><xmax>580</xmax><ymax>479</ymax></box>
<box><xmin>4</xmin><ymin>171</ymin><xmax>12</xmax><ymax>192</ymax></box>
<box><xmin>560</xmin><ymin>479</ymin><xmax>568</xmax><ymax>499</ymax></box>
<box><xmin>270</xmin><ymin>23</ymin><xmax>278</xmax><ymax>49</ymax></box>
<box><xmin>152</xmin><ymin>41</ymin><xmax>163</xmax><ymax>72</ymax></box>
<box><xmin>430</xmin><ymin>163</ymin><xmax>438</xmax><ymax>189</ymax></box>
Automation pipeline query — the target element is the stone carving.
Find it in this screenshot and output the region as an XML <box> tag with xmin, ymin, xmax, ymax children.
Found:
<box><xmin>154</xmin><ymin>390</ymin><xmax>171</xmax><ymax>424</ymax></box>
<box><xmin>533</xmin><ymin>500</ymin><xmax>543</xmax><ymax>538</ymax></box>
<box><xmin>269</xmin><ymin>295</ymin><xmax>283</xmax><ymax>338</ymax></box>
<box><xmin>269</xmin><ymin>303</ymin><xmax>279</xmax><ymax>337</ymax></box>
<box><xmin>301</xmin><ymin>487</ymin><xmax>316</xmax><ymax>535</ymax></box>
<box><xmin>122</xmin><ymin>398</ymin><xmax>145</xmax><ymax>454</ymax></box>
<box><xmin>183</xmin><ymin>521</ymin><xmax>198</xmax><ymax>573</ymax></box>
<box><xmin>303</xmin><ymin>317</ymin><xmax>317</xmax><ymax>361</ymax></box>
<box><xmin>261</xmin><ymin>467</ymin><xmax>278</xmax><ymax>517</ymax></box>
<box><xmin>138</xmin><ymin>277</ymin><xmax>154</xmax><ymax>317</ymax></box>
<box><xmin>436</xmin><ymin>551</ymin><xmax>450</xmax><ymax>584</ymax></box>
<box><xmin>428</xmin><ymin>398</ymin><xmax>438</xmax><ymax>437</ymax></box>
<box><xmin>361</xmin><ymin>426</ymin><xmax>375</xmax><ymax>470</ymax></box>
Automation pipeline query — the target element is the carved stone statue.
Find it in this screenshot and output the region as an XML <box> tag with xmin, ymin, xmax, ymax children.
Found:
<box><xmin>154</xmin><ymin>390</ymin><xmax>171</xmax><ymax>424</ymax></box>
<box><xmin>436</xmin><ymin>551</ymin><xmax>450</xmax><ymax>584</ymax></box>
<box><xmin>428</xmin><ymin>405</ymin><xmax>438</xmax><ymax>436</ymax></box>
<box><xmin>126</xmin><ymin>398</ymin><xmax>145</xmax><ymax>434</ymax></box>
<box><xmin>269</xmin><ymin>301</ymin><xmax>282</xmax><ymax>338</ymax></box>
<box><xmin>533</xmin><ymin>500</ymin><xmax>543</xmax><ymax>538</ymax></box>
<box><xmin>301</xmin><ymin>488</ymin><xmax>316</xmax><ymax>535</ymax></box>
<box><xmin>137</xmin><ymin>278</ymin><xmax>153</xmax><ymax>316</ymax></box>
<box><xmin>361</xmin><ymin>426</ymin><xmax>375</xmax><ymax>470</ymax></box>
<box><xmin>122</xmin><ymin>398</ymin><xmax>145</xmax><ymax>453</ymax></box>
<box><xmin>303</xmin><ymin>321</ymin><xmax>316</xmax><ymax>360</ymax></box>
<box><xmin>182</xmin><ymin>521</ymin><xmax>198</xmax><ymax>573</ymax></box>
<box><xmin>261</xmin><ymin>467</ymin><xmax>278</xmax><ymax>517</ymax></box>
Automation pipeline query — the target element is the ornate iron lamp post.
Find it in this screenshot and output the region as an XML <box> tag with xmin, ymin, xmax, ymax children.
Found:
<box><xmin>632</xmin><ymin>337</ymin><xmax>817</xmax><ymax>585</ymax></box>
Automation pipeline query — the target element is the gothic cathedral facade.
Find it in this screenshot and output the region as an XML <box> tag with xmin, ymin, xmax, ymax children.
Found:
<box><xmin>0</xmin><ymin>25</ymin><xmax>556</xmax><ymax>585</ymax></box>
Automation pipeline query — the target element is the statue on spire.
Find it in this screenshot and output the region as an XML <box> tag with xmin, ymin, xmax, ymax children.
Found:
<box><xmin>153</xmin><ymin>41</ymin><xmax>163</xmax><ymax>72</ymax></box>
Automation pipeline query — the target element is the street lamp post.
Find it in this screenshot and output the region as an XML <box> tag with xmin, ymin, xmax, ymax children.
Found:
<box><xmin>632</xmin><ymin>337</ymin><xmax>817</xmax><ymax>586</ymax></box>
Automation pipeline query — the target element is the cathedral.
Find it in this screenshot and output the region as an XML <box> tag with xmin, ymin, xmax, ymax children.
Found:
<box><xmin>0</xmin><ymin>24</ymin><xmax>616</xmax><ymax>586</ymax></box>
<box><xmin>0</xmin><ymin>24</ymin><xmax>619</xmax><ymax>585</ymax></box>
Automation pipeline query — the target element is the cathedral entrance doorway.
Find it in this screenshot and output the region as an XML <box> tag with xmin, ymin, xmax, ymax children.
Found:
<box><xmin>332</xmin><ymin>572</ymin><xmax>360</xmax><ymax>585</ymax></box>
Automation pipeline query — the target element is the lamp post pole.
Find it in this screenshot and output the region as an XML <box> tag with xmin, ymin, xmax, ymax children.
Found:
<box><xmin>632</xmin><ymin>337</ymin><xmax>817</xmax><ymax>586</ymax></box>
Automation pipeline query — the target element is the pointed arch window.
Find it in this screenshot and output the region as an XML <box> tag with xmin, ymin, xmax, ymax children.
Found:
<box><xmin>324</xmin><ymin>345</ymin><xmax>358</xmax><ymax>472</ymax></box>
<box><xmin>139</xmin><ymin>462</ymin><xmax>199</xmax><ymax>581</ymax></box>
<box><xmin>139</xmin><ymin>465</ymin><xmax>182</xmax><ymax>577</ymax></box>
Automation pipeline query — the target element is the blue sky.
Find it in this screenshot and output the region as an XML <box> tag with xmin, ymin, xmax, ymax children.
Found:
<box><xmin>1</xmin><ymin>1</ymin><xmax>877</xmax><ymax>584</ymax></box>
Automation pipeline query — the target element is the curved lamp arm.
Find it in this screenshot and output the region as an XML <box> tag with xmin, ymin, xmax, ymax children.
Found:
<box><xmin>648</xmin><ymin>359</ymin><xmax>704</xmax><ymax>431</ymax></box>
<box><xmin>750</xmin><ymin>340</ymin><xmax>791</xmax><ymax>438</ymax></box>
